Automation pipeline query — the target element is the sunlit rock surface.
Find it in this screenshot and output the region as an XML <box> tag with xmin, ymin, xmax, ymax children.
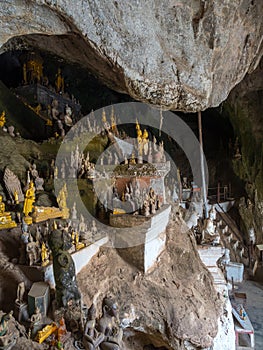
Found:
<box><xmin>0</xmin><ymin>0</ymin><xmax>262</xmax><ymax>111</ymax></box>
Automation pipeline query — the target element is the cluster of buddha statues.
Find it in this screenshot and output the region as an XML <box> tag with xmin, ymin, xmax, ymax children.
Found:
<box><xmin>19</xmin><ymin>221</ymin><xmax>50</xmax><ymax>266</ymax></box>
<box><xmin>191</xmin><ymin>204</ymin><xmax>220</xmax><ymax>245</ymax></box>
<box><xmin>22</xmin><ymin>54</ymin><xmax>64</xmax><ymax>95</ymax></box>
<box><xmin>18</xmin><ymin>215</ymin><xmax>100</xmax><ymax>267</ymax></box>
<box><xmin>20</xmin><ymin>52</ymin><xmax>82</xmax><ymax>139</ymax></box>
<box><xmin>108</xmin><ymin>181</ymin><xmax>161</xmax><ymax>216</ymax></box>
<box><xmin>142</xmin><ymin>187</ymin><xmax>161</xmax><ymax>217</ymax></box>
<box><xmin>49</xmin><ymin>99</ymin><xmax>74</xmax><ymax>138</ymax></box>
<box><xmin>1</xmin><ymin>292</ymin><xmax>123</xmax><ymax>349</ymax></box>
<box><xmin>55</xmin><ymin>145</ymin><xmax>96</xmax><ymax>180</ymax></box>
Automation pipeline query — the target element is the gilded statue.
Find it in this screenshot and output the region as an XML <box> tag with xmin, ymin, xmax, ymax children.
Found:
<box><xmin>0</xmin><ymin>111</ymin><xmax>6</xmax><ymax>128</ymax></box>
<box><xmin>0</xmin><ymin>195</ymin><xmax>5</xmax><ymax>214</ymax></box>
<box><xmin>55</xmin><ymin>68</ymin><xmax>64</xmax><ymax>93</ymax></box>
<box><xmin>41</xmin><ymin>242</ymin><xmax>49</xmax><ymax>266</ymax></box>
<box><xmin>23</xmin><ymin>181</ymin><xmax>35</xmax><ymax>216</ymax></box>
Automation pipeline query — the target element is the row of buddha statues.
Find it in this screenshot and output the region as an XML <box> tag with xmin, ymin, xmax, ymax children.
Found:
<box><xmin>19</xmin><ymin>217</ymin><xmax>99</xmax><ymax>267</ymax></box>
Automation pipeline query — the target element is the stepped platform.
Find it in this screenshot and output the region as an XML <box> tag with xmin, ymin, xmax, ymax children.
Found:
<box><xmin>198</xmin><ymin>245</ymin><xmax>236</xmax><ymax>350</ymax></box>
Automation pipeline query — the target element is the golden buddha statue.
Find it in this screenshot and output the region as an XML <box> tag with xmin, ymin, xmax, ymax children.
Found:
<box><xmin>110</xmin><ymin>109</ymin><xmax>117</xmax><ymax>133</ymax></box>
<box><xmin>27</xmin><ymin>57</ymin><xmax>43</xmax><ymax>84</ymax></box>
<box><xmin>55</xmin><ymin>68</ymin><xmax>64</xmax><ymax>93</ymax></box>
<box><xmin>142</xmin><ymin>129</ymin><xmax>149</xmax><ymax>140</ymax></box>
<box><xmin>0</xmin><ymin>195</ymin><xmax>17</xmax><ymax>229</ymax></box>
<box><xmin>136</xmin><ymin>119</ymin><xmax>143</xmax><ymax>153</ymax></box>
<box><xmin>102</xmin><ymin>109</ymin><xmax>107</xmax><ymax>123</ymax></box>
<box><xmin>14</xmin><ymin>190</ymin><xmax>19</xmax><ymax>205</ymax></box>
<box><xmin>0</xmin><ymin>111</ymin><xmax>6</xmax><ymax>128</ymax></box>
<box><xmin>129</xmin><ymin>152</ymin><xmax>136</xmax><ymax>165</ymax></box>
<box><xmin>56</xmin><ymin>184</ymin><xmax>69</xmax><ymax>219</ymax></box>
<box><xmin>41</xmin><ymin>242</ymin><xmax>49</xmax><ymax>266</ymax></box>
<box><xmin>23</xmin><ymin>181</ymin><xmax>35</xmax><ymax>224</ymax></box>
<box><xmin>0</xmin><ymin>195</ymin><xmax>5</xmax><ymax>214</ymax></box>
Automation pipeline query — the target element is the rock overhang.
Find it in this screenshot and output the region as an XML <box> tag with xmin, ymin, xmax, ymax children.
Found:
<box><xmin>0</xmin><ymin>0</ymin><xmax>262</xmax><ymax>112</ymax></box>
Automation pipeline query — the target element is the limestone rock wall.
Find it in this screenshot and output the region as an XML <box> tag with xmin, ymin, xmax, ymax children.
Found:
<box><xmin>0</xmin><ymin>0</ymin><xmax>262</xmax><ymax>111</ymax></box>
<box><xmin>224</xmin><ymin>57</ymin><xmax>263</xmax><ymax>243</ymax></box>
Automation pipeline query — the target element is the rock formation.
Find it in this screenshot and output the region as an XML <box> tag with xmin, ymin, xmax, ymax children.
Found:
<box><xmin>77</xmin><ymin>218</ymin><xmax>222</xmax><ymax>349</ymax></box>
<box><xmin>0</xmin><ymin>0</ymin><xmax>262</xmax><ymax>111</ymax></box>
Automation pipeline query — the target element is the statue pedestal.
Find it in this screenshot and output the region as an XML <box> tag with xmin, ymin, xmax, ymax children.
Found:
<box><xmin>14</xmin><ymin>301</ymin><xmax>28</xmax><ymax>323</ymax></box>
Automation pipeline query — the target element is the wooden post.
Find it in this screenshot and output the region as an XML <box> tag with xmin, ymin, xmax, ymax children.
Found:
<box><xmin>198</xmin><ymin>111</ymin><xmax>208</xmax><ymax>218</ymax></box>
<box><xmin>217</xmin><ymin>182</ymin><xmax>220</xmax><ymax>203</ymax></box>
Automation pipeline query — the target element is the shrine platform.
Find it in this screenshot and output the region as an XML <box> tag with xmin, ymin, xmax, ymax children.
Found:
<box><xmin>18</xmin><ymin>236</ymin><xmax>108</xmax><ymax>288</ymax></box>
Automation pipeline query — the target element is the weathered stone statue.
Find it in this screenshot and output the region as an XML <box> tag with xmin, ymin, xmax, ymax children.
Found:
<box><xmin>0</xmin><ymin>311</ymin><xmax>19</xmax><ymax>349</ymax></box>
<box><xmin>71</xmin><ymin>202</ymin><xmax>77</xmax><ymax>220</ymax></box>
<box><xmin>26</xmin><ymin>235</ymin><xmax>39</xmax><ymax>266</ymax></box>
<box><xmin>48</xmin><ymin>225</ymin><xmax>81</xmax><ymax>308</ymax></box>
<box><xmin>83</xmin><ymin>297</ymin><xmax>122</xmax><ymax>350</ymax></box>
<box><xmin>209</xmin><ymin>205</ymin><xmax>217</xmax><ymax>221</ymax></box>
<box><xmin>16</xmin><ymin>281</ymin><xmax>25</xmax><ymax>304</ymax></box>
<box><xmin>83</xmin><ymin>304</ymin><xmax>97</xmax><ymax>345</ymax></box>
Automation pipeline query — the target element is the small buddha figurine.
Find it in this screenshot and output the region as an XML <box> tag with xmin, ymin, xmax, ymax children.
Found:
<box><xmin>142</xmin><ymin>129</ymin><xmax>149</xmax><ymax>155</ymax></box>
<box><xmin>41</xmin><ymin>242</ymin><xmax>49</xmax><ymax>266</ymax></box>
<box><xmin>0</xmin><ymin>195</ymin><xmax>6</xmax><ymax>214</ymax></box>
<box><xmin>129</xmin><ymin>153</ymin><xmax>136</xmax><ymax>165</ymax></box>
<box><xmin>57</xmin><ymin>317</ymin><xmax>67</xmax><ymax>339</ymax></box>
<box><xmin>55</xmin><ymin>68</ymin><xmax>64</xmax><ymax>93</ymax></box>
<box><xmin>71</xmin><ymin>230</ymin><xmax>76</xmax><ymax>245</ymax></box>
<box><xmin>14</xmin><ymin>190</ymin><xmax>19</xmax><ymax>205</ymax></box>
<box><xmin>0</xmin><ymin>111</ymin><xmax>6</xmax><ymax>128</ymax></box>
<box><xmin>75</xmin><ymin>231</ymin><xmax>79</xmax><ymax>245</ymax></box>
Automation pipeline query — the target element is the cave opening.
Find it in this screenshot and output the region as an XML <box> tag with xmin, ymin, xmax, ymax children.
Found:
<box><xmin>0</xmin><ymin>45</ymin><xmax>245</xmax><ymax>200</ymax></box>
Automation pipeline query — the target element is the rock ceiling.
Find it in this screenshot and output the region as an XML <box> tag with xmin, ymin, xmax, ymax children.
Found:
<box><xmin>0</xmin><ymin>0</ymin><xmax>262</xmax><ymax>111</ymax></box>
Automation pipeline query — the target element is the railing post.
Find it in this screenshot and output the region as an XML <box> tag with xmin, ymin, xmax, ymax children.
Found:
<box><xmin>229</xmin><ymin>182</ymin><xmax>231</xmax><ymax>198</ymax></box>
<box><xmin>217</xmin><ymin>182</ymin><xmax>220</xmax><ymax>203</ymax></box>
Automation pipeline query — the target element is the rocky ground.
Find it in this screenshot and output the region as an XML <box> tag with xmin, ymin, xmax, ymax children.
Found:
<box><xmin>77</xmin><ymin>215</ymin><xmax>222</xmax><ymax>349</ymax></box>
